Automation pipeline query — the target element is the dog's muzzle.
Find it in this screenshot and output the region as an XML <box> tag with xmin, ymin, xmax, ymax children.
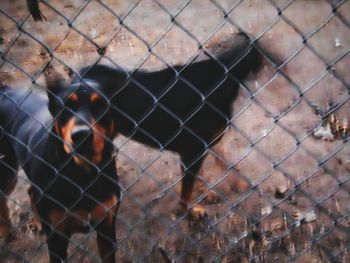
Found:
<box><xmin>71</xmin><ymin>125</ymin><xmax>93</xmax><ymax>146</ymax></box>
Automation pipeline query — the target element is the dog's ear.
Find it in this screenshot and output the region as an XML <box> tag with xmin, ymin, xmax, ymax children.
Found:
<box><xmin>44</xmin><ymin>64</ymin><xmax>67</xmax><ymax>113</ymax></box>
<box><xmin>44</xmin><ymin>64</ymin><xmax>67</xmax><ymax>95</ymax></box>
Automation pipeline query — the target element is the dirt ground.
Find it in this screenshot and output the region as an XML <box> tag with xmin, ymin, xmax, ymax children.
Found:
<box><xmin>0</xmin><ymin>0</ymin><xmax>350</xmax><ymax>262</ymax></box>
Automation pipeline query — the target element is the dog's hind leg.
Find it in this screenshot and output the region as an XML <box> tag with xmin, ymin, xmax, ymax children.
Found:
<box><xmin>179</xmin><ymin>150</ymin><xmax>207</xmax><ymax>221</ymax></box>
<box><xmin>0</xmin><ymin>135</ymin><xmax>18</xmax><ymax>240</ymax></box>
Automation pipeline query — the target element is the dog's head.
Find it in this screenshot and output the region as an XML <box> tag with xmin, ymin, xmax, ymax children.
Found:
<box><xmin>45</xmin><ymin>68</ymin><xmax>116</xmax><ymax>167</ymax></box>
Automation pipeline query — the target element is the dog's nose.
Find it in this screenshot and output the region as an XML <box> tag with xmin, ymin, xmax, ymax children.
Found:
<box><xmin>71</xmin><ymin>126</ymin><xmax>93</xmax><ymax>145</ymax></box>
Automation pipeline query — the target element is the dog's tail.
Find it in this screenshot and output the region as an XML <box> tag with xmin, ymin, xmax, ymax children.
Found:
<box><xmin>208</xmin><ymin>32</ymin><xmax>263</xmax><ymax>82</ymax></box>
<box><xmin>26</xmin><ymin>0</ymin><xmax>45</xmax><ymax>21</ymax></box>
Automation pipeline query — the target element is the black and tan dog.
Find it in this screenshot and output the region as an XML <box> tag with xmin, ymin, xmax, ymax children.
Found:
<box><xmin>79</xmin><ymin>33</ymin><xmax>263</xmax><ymax>219</ymax></box>
<box><xmin>0</xmin><ymin>69</ymin><xmax>119</xmax><ymax>262</ymax></box>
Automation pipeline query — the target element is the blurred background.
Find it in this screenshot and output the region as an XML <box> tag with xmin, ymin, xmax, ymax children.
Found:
<box><xmin>0</xmin><ymin>0</ymin><xmax>349</xmax><ymax>262</ymax></box>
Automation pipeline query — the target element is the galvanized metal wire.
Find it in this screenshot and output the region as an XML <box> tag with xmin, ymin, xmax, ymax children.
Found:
<box><xmin>0</xmin><ymin>0</ymin><xmax>349</xmax><ymax>262</ymax></box>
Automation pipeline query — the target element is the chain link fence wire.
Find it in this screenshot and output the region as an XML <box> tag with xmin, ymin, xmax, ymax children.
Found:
<box><xmin>0</xmin><ymin>0</ymin><xmax>349</xmax><ymax>262</ymax></box>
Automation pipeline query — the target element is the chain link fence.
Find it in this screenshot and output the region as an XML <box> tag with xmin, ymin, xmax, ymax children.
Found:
<box><xmin>0</xmin><ymin>0</ymin><xmax>349</xmax><ymax>262</ymax></box>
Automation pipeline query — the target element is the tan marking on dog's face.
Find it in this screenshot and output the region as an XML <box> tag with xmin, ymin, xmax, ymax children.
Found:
<box><xmin>60</xmin><ymin>117</ymin><xmax>76</xmax><ymax>154</ymax></box>
<box><xmin>69</xmin><ymin>93</ymin><xmax>79</xmax><ymax>103</ymax></box>
<box><xmin>90</xmin><ymin>93</ymin><xmax>101</xmax><ymax>104</ymax></box>
<box><xmin>54</xmin><ymin>120</ymin><xmax>61</xmax><ymax>137</ymax></box>
<box><xmin>91</xmin><ymin>122</ymin><xmax>107</xmax><ymax>164</ymax></box>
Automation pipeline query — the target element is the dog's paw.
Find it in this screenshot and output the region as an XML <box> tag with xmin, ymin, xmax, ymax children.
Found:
<box><xmin>176</xmin><ymin>201</ymin><xmax>208</xmax><ymax>221</ymax></box>
<box><xmin>188</xmin><ymin>204</ymin><xmax>208</xmax><ymax>221</ymax></box>
<box><xmin>204</xmin><ymin>190</ymin><xmax>220</xmax><ymax>204</ymax></box>
<box><xmin>198</xmin><ymin>183</ymin><xmax>220</xmax><ymax>204</ymax></box>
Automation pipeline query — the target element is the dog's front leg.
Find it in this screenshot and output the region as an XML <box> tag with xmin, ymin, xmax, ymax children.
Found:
<box><xmin>44</xmin><ymin>209</ymin><xmax>71</xmax><ymax>263</ymax></box>
<box><xmin>47</xmin><ymin>232</ymin><xmax>69</xmax><ymax>263</ymax></box>
<box><xmin>92</xmin><ymin>194</ymin><xmax>119</xmax><ymax>263</ymax></box>
<box><xmin>180</xmin><ymin>154</ymin><xmax>207</xmax><ymax>220</ymax></box>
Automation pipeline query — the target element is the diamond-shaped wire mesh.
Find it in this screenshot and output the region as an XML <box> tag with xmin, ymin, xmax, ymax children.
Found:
<box><xmin>0</xmin><ymin>0</ymin><xmax>349</xmax><ymax>262</ymax></box>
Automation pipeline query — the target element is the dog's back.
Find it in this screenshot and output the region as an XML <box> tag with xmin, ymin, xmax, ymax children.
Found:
<box><xmin>79</xmin><ymin>33</ymin><xmax>261</xmax><ymax>150</ymax></box>
<box><xmin>0</xmin><ymin>86</ymin><xmax>51</xmax><ymax>167</ymax></box>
